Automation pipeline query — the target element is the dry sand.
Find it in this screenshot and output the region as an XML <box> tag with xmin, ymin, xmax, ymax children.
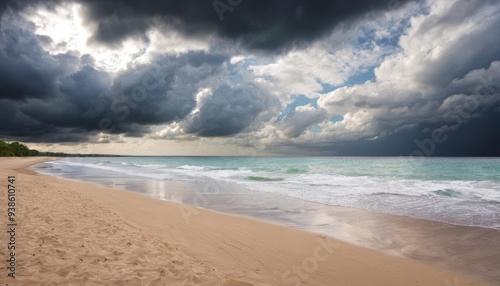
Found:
<box><xmin>0</xmin><ymin>157</ymin><xmax>493</xmax><ymax>285</ymax></box>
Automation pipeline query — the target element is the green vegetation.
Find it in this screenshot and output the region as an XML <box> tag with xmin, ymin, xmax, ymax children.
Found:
<box><xmin>0</xmin><ymin>141</ymin><xmax>39</xmax><ymax>156</ymax></box>
<box><xmin>0</xmin><ymin>140</ymin><xmax>118</xmax><ymax>157</ymax></box>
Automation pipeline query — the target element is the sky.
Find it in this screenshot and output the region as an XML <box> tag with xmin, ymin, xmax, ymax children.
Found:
<box><xmin>0</xmin><ymin>0</ymin><xmax>499</xmax><ymax>156</ymax></box>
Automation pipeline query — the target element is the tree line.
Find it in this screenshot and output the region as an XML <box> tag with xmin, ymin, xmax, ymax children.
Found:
<box><xmin>0</xmin><ymin>141</ymin><xmax>39</xmax><ymax>156</ymax></box>
<box><xmin>0</xmin><ymin>140</ymin><xmax>118</xmax><ymax>157</ymax></box>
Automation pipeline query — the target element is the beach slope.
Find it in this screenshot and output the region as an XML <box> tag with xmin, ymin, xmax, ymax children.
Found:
<box><xmin>0</xmin><ymin>157</ymin><xmax>491</xmax><ymax>285</ymax></box>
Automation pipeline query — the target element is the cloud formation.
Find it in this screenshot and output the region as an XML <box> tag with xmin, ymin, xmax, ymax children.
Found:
<box><xmin>0</xmin><ymin>0</ymin><xmax>499</xmax><ymax>156</ymax></box>
<box><xmin>79</xmin><ymin>0</ymin><xmax>415</xmax><ymax>51</ymax></box>
<box><xmin>181</xmin><ymin>84</ymin><xmax>280</xmax><ymax>137</ymax></box>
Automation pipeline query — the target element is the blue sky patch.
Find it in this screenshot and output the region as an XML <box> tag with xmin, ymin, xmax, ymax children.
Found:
<box><xmin>318</xmin><ymin>80</ymin><xmax>341</xmax><ymax>94</ymax></box>
<box><xmin>309</xmin><ymin>126</ymin><xmax>322</xmax><ymax>133</ymax></box>
<box><xmin>330</xmin><ymin>115</ymin><xmax>344</xmax><ymax>122</ymax></box>
<box><xmin>276</xmin><ymin>95</ymin><xmax>318</xmax><ymax>122</ymax></box>
<box><xmin>345</xmin><ymin>69</ymin><xmax>375</xmax><ymax>86</ymax></box>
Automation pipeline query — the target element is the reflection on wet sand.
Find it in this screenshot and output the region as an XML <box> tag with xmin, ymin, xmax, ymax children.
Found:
<box><xmin>31</xmin><ymin>164</ymin><xmax>500</xmax><ymax>284</ymax></box>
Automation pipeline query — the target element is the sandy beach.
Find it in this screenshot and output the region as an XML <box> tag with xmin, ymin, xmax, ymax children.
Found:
<box><xmin>0</xmin><ymin>157</ymin><xmax>493</xmax><ymax>285</ymax></box>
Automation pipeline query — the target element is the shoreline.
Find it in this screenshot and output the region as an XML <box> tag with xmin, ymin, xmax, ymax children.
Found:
<box><xmin>0</xmin><ymin>157</ymin><xmax>495</xmax><ymax>285</ymax></box>
<box><xmin>30</xmin><ymin>157</ymin><xmax>500</xmax><ymax>283</ymax></box>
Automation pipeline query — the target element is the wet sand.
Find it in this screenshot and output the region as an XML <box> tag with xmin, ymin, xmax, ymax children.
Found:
<box><xmin>0</xmin><ymin>157</ymin><xmax>495</xmax><ymax>285</ymax></box>
<box><xmin>188</xmin><ymin>190</ymin><xmax>500</xmax><ymax>284</ymax></box>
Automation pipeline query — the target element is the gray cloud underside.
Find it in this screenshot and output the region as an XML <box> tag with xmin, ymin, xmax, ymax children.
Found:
<box><xmin>182</xmin><ymin>84</ymin><xmax>281</xmax><ymax>137</ymax></box>
<box><xmin>266</xmin><ymin>109</ymin><xmax>500</xmax><ymax>157</ymax></box>
<box><xmin>1</xmin><ymin>0</ymin><xmax>417</xmax><ymax>52</ymax></box>
<box><xmin>0</xmin><ymin>0</ymin><xmax>499</xmax><ymax>156</ymax></box>
<box><xmin>0</xmin><ymin>13</ymin><xmax>282</xmax><ymax>142</ymax></box>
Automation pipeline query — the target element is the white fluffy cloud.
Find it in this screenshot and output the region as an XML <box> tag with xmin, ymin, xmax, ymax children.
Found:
<box><xmin>313</xmin><ymin>0</ymin><xmax>500</xmax><ymax>143</ymax></box>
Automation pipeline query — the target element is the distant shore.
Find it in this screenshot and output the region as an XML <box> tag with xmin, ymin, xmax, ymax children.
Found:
<box><xmin>0</xmin><ymin>157</ymin><xmax>493</xmax><ymax>285</ymax></box>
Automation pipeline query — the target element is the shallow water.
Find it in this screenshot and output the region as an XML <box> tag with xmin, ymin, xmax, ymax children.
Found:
<box><xmin>33</xmin><ymin>156</ymin><xmax>500</xmax><ymax>228</ymax></box>
<box><xmin>31</xmin><ymin>157</ymin><xmax>500</xmax><ymax>283</ymax></box>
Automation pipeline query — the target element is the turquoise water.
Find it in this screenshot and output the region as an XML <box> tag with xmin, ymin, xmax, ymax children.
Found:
<box><xmin>33</xmin><ymin>156</ymin><xmax>500</xmax><ymax>228</ymax></box>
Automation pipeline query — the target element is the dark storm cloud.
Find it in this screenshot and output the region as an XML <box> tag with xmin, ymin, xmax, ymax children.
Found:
<box><xmin>106</xmin><ymin>52</ymin><xmax>226</xmax><ymax>130</ymax></box>
<box><xmin>76</xmin><ymin>0</ymin><xmax>415</xmax><ymax>51</ymax></box>
<box><xmin>0</xmin><ymin>50</ymin><xmax>230</xmax><ymax>141</ymax></box>
<box><xmin>1</xmin><ymin>0</ymin><xmax>415</xmax><ymax>48</ymax></box>
<box><xmin>308</xmin><ymin>83</ymin><xmax>500</xmax><ymax>157</ymax></box>
<box><xmin>304</xmin><ymin>0</ymin><xmax>500</xmax><ymax>157</ymax></box>
<box><xmin>88</xmin><ymin>18</ymin><xmax>149</xmax><ymax>48</ymax></box>
<box><xmin>1</xmin><ymin>0</ymin><xmax>499</xmax><ymax>157</ymax></box>
<box><xmin>339</xmin><ymin>108</ymin><xmax>500</xmax><ymax>157</ymax></box>
<box><xmin>266</xmin><ymin>108</ymin><xmax>500</xmax><ymax>157</ymax></box>
<box><xmin>409</xmin><ymin>1</ymin><xmax>500</xmax><ymax>90</ymax></box>
<box><xmin>0</xmin><ymin>20</ymin><xmax>64</xmax><ymax>100</ymax></box>
<box><xmin>182</xmin><ymin>84</ymin><xmax>280</xmax><ymax>137</ymax></box>
<box><xmin>280</xmin><ymin>68</ymin><xmax>500</xmax><ymax>157</ymax></box>
<box><xmin>0</xmin><ymin>4</ymin><xmax>281</xmax><ymax>143</ymax></box>
<box><xmin>0</xmin><ymin>10</ymin><xmax>114</xmax><ymax>141</ymax></box>
<box><xmin>0</xmin><ymin>64</ymin><xmax>112</xmax><ymax>142</ymax></box>
<box><xmin>0</xmin><ymin>8</ymin><xmax>234</xmax><ymax>142</ymax></box>
<box><xmin>0</xmin><ymin>0</ymin><xmax>62</xmax><ymax>12</ymax></box>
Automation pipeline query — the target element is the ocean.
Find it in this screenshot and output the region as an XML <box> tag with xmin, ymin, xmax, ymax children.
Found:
<box><xmin>32</xmin><ymin>156</ymin><xmax>500</xmax><ymax>230</ymax></box>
